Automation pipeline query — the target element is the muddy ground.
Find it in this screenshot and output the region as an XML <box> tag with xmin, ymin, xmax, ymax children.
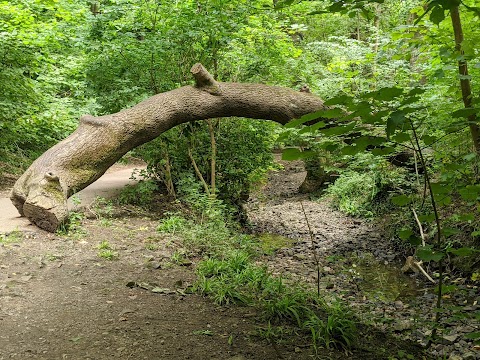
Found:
<box><xmin>0</xmin><ymin>156</ymin><xmax>478</xmax><ymax>359</ymax></box>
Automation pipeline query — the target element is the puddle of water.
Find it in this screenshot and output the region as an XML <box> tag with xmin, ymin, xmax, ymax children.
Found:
<box><xmin>257</xmin><ymin>233</ymin><xmax>296</xmax><ymax>255</ymax></box>
<box><xmin>348</xmin><ymin>254</ymin><xmax>418</xmax><ymax>302</ymax></box>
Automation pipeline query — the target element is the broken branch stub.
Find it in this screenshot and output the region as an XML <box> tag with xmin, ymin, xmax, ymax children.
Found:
<box><xmin>11</xmin><ymin>63</ymin><xmax>326</xmax><ymax>232</ymax></box>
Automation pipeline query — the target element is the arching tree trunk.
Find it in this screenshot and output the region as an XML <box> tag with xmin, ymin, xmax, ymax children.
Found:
<box><xmin>11</xmin><ymin>63</ymin><xmax>326</xmax><ymax>232</ymax></box>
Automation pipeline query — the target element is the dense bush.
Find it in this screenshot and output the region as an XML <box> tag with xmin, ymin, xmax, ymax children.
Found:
<box><xmin>135</xmin><ymin>118</ymin><xmax>277</xmax><ymax>209</ymax></box>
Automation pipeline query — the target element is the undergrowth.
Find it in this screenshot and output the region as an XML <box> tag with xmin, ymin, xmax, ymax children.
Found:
<box><xmin>156</xmin><ymin>179</ymin><xmax>358</xmax><ymax>352</ymax></box>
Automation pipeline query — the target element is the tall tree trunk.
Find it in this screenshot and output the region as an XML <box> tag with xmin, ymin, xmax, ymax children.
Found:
<box><xmin>11</xmin><ymin>63</ymin><xmax>326</xmax><ymax>232</ymax></box>
<box><xmin>450</xmin><ymin>6</ymin><xmax>480</xmax><ymax>154</ymax></box>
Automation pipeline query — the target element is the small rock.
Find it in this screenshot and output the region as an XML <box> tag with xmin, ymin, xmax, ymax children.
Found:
<box><xmin>323</xmin><ymin>266</ymin><xmax>335</xmax><ymax>274</ymax></box>
<box><xmin>461</xmin><ymin>352</ymin><xmax>477</xmax><ymax>360</ymax></box>
<box><xmin>448</xmin><ymin>354</ymin><xmax>462</xmax><ymax>360</ymax></box>
<box><xmin>442</xmin><ymin>334</ymin><xmax>459</xmax><ymax>344</ymax></box>
<box><xmin>394</xmin><ymin>300</ymin><xmax>404</xmax><ymax>310</ymax></box>
<box><xmin>393</xmin><ymin>320</ymin><xmax>413</xmax><ymax>332</ymax></box>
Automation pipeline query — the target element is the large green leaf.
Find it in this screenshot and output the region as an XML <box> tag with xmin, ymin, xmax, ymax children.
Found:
<box><xmin>417</xmin><ymin>247</ymin><xmax>445</xmax><ymax>262</ymax></box>
<box><xmin>320</xmin><ymin>122</ymin><xmax>356</xmax><ymax>136</ymax></box>
<box><xmin>451</xmin><ymin>108</ymin><xmax>478</xmax><ymax>118</ymax></box>
<box><xmin>298</xmin><ymin>121</ymin><xmax>326</xmax><ymax>134</ymax></box>
<box><xmin>430</xmin><ymin>5</ymin><xmax>445</xmax><ymax>25</ymax></box>
<box><xmin>398</xmin><ymin>228</ymin><xmax>413</xmax><ymax>240</ymax></box>
<box><xmin>458</xmin><ymin>185</ymin><xmax>480</xmax><ymax>201</ymax></box>
<box><xmin>362</xmin><ymin>87</ymin><xmax>404</xmax><ymax>101</ymax></box>
<box><xmin>447</xmin><ymin>247</ymin><xmax>477</xmax><ymax>256</ymax></box>
<box><xmin>386</xmin><ymin>111</ymin><xmax>406</xmax><ymax>137</ymax></box>
<box><xmin>284</xmin><ymin>110</ymin><xmax>326</xmax><ymax>128</ymax></box>
<box><xmin>391</xmin><ymin>194</ymin><xmax>412</xmax><ymax>206</ymax></box>
<box><xmin>324</xmin><ymin>95</ymin><xmax>354</xmax><ymax>106</ymax></box>
<box><xmin>281</xmin><ymin>148</ymin><xmax>314</xmax><ymax>161</ymax></box>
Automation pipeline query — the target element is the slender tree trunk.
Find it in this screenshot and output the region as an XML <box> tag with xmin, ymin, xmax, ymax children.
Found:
<box><xmin>188</xmin><ymin>146</ymin><xmax>211</xmax><ymax>196</ymax></box>
<box><xmin>450</xmin><ymin>6</ymin><xmax>480</xmax><ymax>154</ymax></box>
<box><xmin>207</xmin><ymin>119</ymin><xmax>216</xmax><ymax>197</ymax></box>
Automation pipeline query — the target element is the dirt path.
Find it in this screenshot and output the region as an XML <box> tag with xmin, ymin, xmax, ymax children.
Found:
<box><xmin>0</xmin><ymin>164</ymin><xmax>304</xmax><ymax>360</ymax></box>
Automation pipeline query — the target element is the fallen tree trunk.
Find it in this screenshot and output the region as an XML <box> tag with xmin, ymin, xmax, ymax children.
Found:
<box><xmin>11</xmin><ymin>63</ymin><xmax>326</xmax><ymax>232</ymax></box>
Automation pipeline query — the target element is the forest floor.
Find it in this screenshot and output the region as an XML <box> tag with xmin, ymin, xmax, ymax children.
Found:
<box><xmin>0</xmin><ymin>157</ymin><xmax>478</xmax><ymax>359</ymax></box>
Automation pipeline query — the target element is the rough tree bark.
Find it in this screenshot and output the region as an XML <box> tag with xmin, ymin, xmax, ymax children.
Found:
<box><xmin>11</xmin><ymin>63</ymin><xmax>326</xmax><ymax>232</ymax></box>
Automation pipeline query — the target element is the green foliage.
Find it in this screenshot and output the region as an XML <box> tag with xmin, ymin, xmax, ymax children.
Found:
<box><xmin>57</xmin><ymin>211</ymin><xmax>85</xmax><ymax>237</ymax></box>
<box><xmin>305</xmin><ymin>302</ymin><xmax>357</xmax><ymax>351</ymax></box>
<box><xmin>118</xmin><ymin>174</ymin><xmax>160</xmax><ymax>207</ymax></box>
<box><xmin>137</xmin><ymin>118</ymin><xmax>276</xmax><ymax>209</ymax></box>
<box><xmin>157</xmin><ymin>213</ymin><xmax>188</xmax><ymax>235</ymax></box>
<box><xmin>97</xmin><ymin>240</ymin><xmax>118</xmax><ymax>260</ymax></box>
<box><xmin>326</xmin><ymin>171</ymin><xmax>378</xmax><ymax>217</ymax></box>
<box><xmin>0</xmin><ymin>231</ymin><xmax>23</xmax><ymax>245</ymax></box>
<box><xmin>326</xmin><ymin>154</ymin><xmax>409</xmax><ymax>217</ymax></box>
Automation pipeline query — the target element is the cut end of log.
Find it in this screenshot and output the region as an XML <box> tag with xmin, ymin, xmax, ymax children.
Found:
<box><xmin>23</xmin><ymin>201</ymin><xmax>67</xmax><ymax>232</ymax></box>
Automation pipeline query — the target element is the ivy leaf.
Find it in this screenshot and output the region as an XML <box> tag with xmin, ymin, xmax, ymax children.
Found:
<box><xmin>391</xmin><ymin>194</ymin><xmax>411</xmax><ymax>206</ymax></box>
